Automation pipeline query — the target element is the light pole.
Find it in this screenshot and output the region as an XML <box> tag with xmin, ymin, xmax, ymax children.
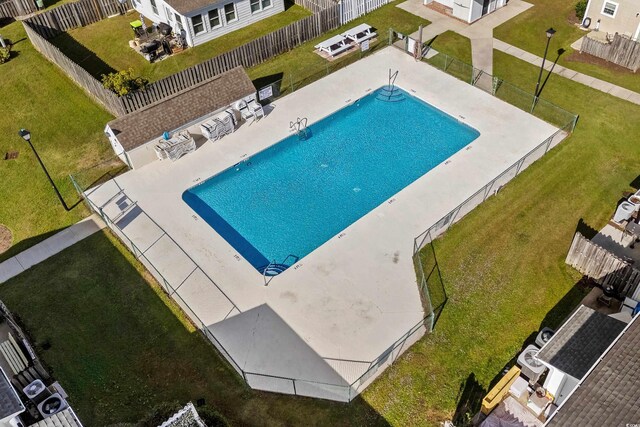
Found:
<box><xmin>535</xmin><ymin>28</ymin><xmax>556</xmax><ymax>98</ymax></box>
<box><xmin>18</xmin><ymin>129</ymin><xmax>71</xmax><ymax>211</ymax></box>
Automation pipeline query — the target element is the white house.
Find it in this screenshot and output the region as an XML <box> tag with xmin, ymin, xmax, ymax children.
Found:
<box><xmin>131</xmin><ymin>0</ymin><xmax>285</xmax><ymax>46</ymax></box>
<box><xmin>581</xmin><ymin>0</ymin><xmax>640</xmax><ymax>40</ymax></box>
<box><xmin>424</xmin><ymin>0</ymin><xmax>507</xmax><ymax>23</ymax></box>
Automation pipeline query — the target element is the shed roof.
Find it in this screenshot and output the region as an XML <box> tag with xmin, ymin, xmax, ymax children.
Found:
<box><xmin>546</xmin><ymin>315</ymin><xmax>640</xmax><ymax>427</ymax></box>
<box><xmin>164</xmin><ymin>0</ymin><xmax>216</xmax><ymax>15</ymax></box>
<box><xmin>107</xmin><ymin>66</ymin><xmax>255</xmax><ymax>152</ymax></box>
<box><xmin>0</xmin><ymin>367</ymin><xmax>23</xmax><ymax>419</ymax></box>
<box><xmin>537</xmin><ymin>305</ymin><xmax>625</xmax><ymax>379</ymax></box>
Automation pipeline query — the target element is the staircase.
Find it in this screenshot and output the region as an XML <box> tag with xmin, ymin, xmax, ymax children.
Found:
<box><xmin>260</xmin><ymin>263</ymin><xmax>290</xmax><ymax>277</ymax></box>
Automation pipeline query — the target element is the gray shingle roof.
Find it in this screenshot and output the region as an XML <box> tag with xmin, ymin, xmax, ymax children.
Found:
<box><xmin>546</xmin><ymin>315</ymin><xmax>640</xmax><ymax>427</ymax></box>
<box><xmin>107</xmin><ymin>66</ymin><xmax>255</xmax><ymax>152</ymax></box>
<box><xmin>163</xmin><ymin>0</ymin><xmax>217</xmax><ymax>15</ymax></box>
<box><xmin>537</xmin><ymin>305</ymin><xmax>626</xmax><ymax>379</ymax></box>
<box><xmin>0</xmin><ymin>367</ymin><xmax>23</xmax><ymax>419</ymax></box>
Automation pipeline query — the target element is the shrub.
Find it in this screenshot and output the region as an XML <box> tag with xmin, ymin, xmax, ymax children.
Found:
<box><xmin>101</xmin><ymin>68</ymin><xmax>148</xmax><ymax>96</ymax></box>
<box><xmin>0</xmin><ymin>45</ymin><xmax>11</xmax><ymax>64</ymax></box>
<box><xmin>575</xmin><ymin>0</ymin><xmax>588</xmax><ymax>21</ymax></box>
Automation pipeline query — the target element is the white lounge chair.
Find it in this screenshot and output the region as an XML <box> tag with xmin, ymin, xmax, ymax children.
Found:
<box><xmin>200</xmin><ymin>119</ymin><xmax>220</xmax><ymax>141</ymax></box>
<box><xmin>342</xmin><ymin>24</ymin><xmax>376</xmax><ymax>45</ymax></box>
<box><xmin>315</xmin><ymin>34</ymin><xmax>351</xmax><ymax>57</ymax></box>
<box><xmin>246</xmin><ymin>98</ymin><xmax>264</xmax><ymax>121</ymax></box>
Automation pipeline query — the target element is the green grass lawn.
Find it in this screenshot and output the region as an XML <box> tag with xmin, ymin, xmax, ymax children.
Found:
<box><xmin>494</xmin><ymin>0</ymin><xmax>640</xmax><ymax>93</ymax></box>
<box><xmin>0</xmin><ymin>20</ymin><xmax>116</xmax><ymax>263</ymax></box>
<box><xmin>52</xmin><ymin>2</ymin><xmax>312</xmax><ymax>82</ymax></box>
<box><xmin>0</xmin><ymin>231</ymin><xmax>387</xmax><ymax>426</ymax></box>
<box><xmin>372</xmin><ymin>50</ymin><xmax>640</xmax><ymax>425</ymax></box>
<box><xmin>248</xmin><ymin>0</ymin><xmax>430</xmax><ymax>90</ymax></box>
<box><xmin>427</xmin><ymin>31</ymin><xmax>472</xmax><ymax>63</ymax></box>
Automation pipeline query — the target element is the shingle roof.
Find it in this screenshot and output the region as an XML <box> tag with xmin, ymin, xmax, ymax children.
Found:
<box><xmin>107</xmin><ymin>66</ymin><xmax>255</xmax><ymax>152</ymax></box>
<box><xmin>546</xmin><ymin>315</ymin><xmax>640</xmax><ymax>427</ymax></box>
<box><xmin>164</xmin><ymin>0</ymin><xmax>216</xmax><ymax>15</ymax></box>
<box><xmin>537</xmin><ymin>305</ymin><xmax>626</xmax><ymax>379</ymax></box>
<box><xmin>0</xmin><ymin>367</ymin><xmax>24</xmax><ymax>419</ymax></box>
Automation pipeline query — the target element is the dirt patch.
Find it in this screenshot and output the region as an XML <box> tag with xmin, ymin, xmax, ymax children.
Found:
<box><xmin>0</xmin><ymin>225</ymin><xmax>13</xmax><ymax>254</ymax></box>
<box><xmin>567</xmin><ymin>10</ymin><xmax>582</xmax><ymax>26</ymax></box>
<box><xmin>565</xmin><ymin>51</ymin><xmax>635</xmax><ymax>73</ymax></box>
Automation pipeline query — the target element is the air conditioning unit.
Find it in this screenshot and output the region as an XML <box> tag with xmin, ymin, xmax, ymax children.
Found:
<box><xmin>517</xmin><ymin>345</ymin><xmax>546</xmax><ymax>384</ymax></box>
<box><xmin>37</xmin><ymin>393</ymin><xmax>68</xmax><ymax>418</ymax></box>
<box><xmin>23</xmin><ymin>379</ymin><xmax>50</xmax><ymax>404</ymax></box>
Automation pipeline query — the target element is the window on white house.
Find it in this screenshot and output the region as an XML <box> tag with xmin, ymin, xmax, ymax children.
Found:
<box><xmin>175</xmin><ymin>13</ymin><xmax>184</xmax><ymax>32</ymax></box>
<box><xmin>191</xmin><ymin>15</ymin><xmax>205</xmax><ymax>34</ymax></box>
<box><xmin>261</xmin><ymin>0</ymin><xmax>272</xmax><ymax>9</ymax></box>
<box><xmin>601</xmin><ymin>1</ymin><xmax>618</xmax><ymax>17</ymax></box>
<box><xmin>250</xmin><ymin>0</ymin><xmax>260</xmax><ymax>12</ymax></box>
<box><xmin>224</xmin><ymin>3</ymin><xmax>236</xmax><ymax>22</ymax></box>
<box><xmin>150</xmin><ymin>0</ymin><xmax>158</xmax><ymax>15</ymax></box>
<box><xmin>164</xmin><ymin>6</ymin><xmax>173</xmax><ymax>23</ymax></box>
<box><xmin>208</xmin><ymin>9</ymin><xmax>221</xmax><ymax>28</ymax></box>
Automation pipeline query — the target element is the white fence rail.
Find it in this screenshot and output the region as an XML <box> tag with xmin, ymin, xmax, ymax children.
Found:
<box><xmin>340</xmin><ymin>0</ymin><xmax>389</xmax><ymax>24</ymax></box>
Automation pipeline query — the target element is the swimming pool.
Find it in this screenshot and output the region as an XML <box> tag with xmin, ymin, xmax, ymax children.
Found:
<box><xmin>182</xmin><ymin>87</ymin><xmax>479</xmax><ymax>274</ymax></box>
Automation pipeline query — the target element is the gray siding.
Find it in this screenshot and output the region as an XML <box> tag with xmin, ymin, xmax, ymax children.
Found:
<box><xmin>584</xmin><ymin>0</ymin><xmax>640</xmax><ymax>38</ymax></box>
<box><xmin>184</xmin><ymin>0</ymin><xmax>285</xmax><ymax>46</ymax></box>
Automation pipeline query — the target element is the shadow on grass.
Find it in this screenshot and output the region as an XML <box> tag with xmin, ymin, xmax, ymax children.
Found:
<box><xmin>0</xmin><ymin>231</ymin><xmax>392</xmax><ymax>426</ymax></box>
<box><xmin>50</xmin><ymin>32</ymin><xmax>115</xmax><ymax>80</ymax></box>
<box><xmin>452</xmin><ymin>281</ymin><xmax>589</xmax><ymax>426</ymax></box>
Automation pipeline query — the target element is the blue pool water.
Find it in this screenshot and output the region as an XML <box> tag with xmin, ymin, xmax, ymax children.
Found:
<box><xmin>183</xmin><ymin>87</ymin><xmax>479</xmax><ymax>274</ymax></box>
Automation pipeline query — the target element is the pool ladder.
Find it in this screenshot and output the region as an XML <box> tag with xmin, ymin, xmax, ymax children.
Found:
<box><xmin>262</xmin><ymin>255</ymin><xmax>299</xmax><ymax>285</ymax></box>
<box><xmin>377</xmin><ymin>69</ymin><xmax>405</xmax><ymax>102</ymax></box>
<box><xmin>290</xmin><ymin>117</ymin><xmax>310</xmax><ymax>140</ymax></box>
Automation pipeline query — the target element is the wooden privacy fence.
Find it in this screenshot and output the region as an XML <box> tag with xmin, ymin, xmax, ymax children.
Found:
<box><xmin>580</xmin><ymin>34</ymin><xmax>640</xmax><ymax>72</ymax></box>
<box><xmin>23</xmin><ymin>0</ymin><xmax>340</xmax><ymax>116</ymax></box>
<box><xmin>0</xmin><ymin>0</ymin><xmax>37</xmax><ymax>19</ymax></box>
<box><xmin>340</xmin><ymin>0</ymin><xmax>388</xmax><ymax>24</ymax></box>
<box><xmin>566</xmin><ymin>232</ymin><xmax>640</xmax><ymax>299</ymax></box>
<box><xmin>23</xmin><ymin>0</ymin><xmax>134</xmax><ymax>38</ymax></box>
<box><xmin>119</xmin><ymin>6</ymin><xmax>340</xmax><ymax>112</ymax></box>
<box><xmin>23</xmin><ymin>21</ymin><xmax>127</xmax><ymax>115</ymax></box>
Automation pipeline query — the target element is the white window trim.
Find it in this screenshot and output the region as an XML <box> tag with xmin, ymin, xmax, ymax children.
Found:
<box><xmin>600</xmin><ymin>0</ymin><xmax>618</xmax><ymax>18</ymax></box>
<box><xmin>191</xmin><ymin>14</ymin><xmax>205</xmax><ymax>35</ymax></box>
<box><xmin>149</xmin><ymin>0</ymin><xmax>159</xmax><ymax>16</ymax></box>
<box><xmin>261</xmin><ymin>0</ymin><xmax>273</xmax><ymax>11</ymax></box>
<box><xmin>250</xmin><ymin>0</ymin><xmax>261</xmax><ymax>14</ymax></box>
<box><xmin>224</xmin><ymin>2</ymin><xmax>238</xmax><ymax>23</ymax></box>
<box><xmin>208</xmin><ymin>9</ymin><xmax>222</xmax><ymax>30</ymax></box>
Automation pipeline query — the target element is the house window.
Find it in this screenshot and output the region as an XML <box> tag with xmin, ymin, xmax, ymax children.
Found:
<box><xmin>250</xmin><ymin>0</ymin><xmax>260</xmax><ymax>12</ymax></box>
<box><xmin>150</xmin><ymin>0</ymin><xmax>158</xmax><ymax>15</ymax></box>
<box><xmin>175</xmin><ymin>13</ymin><xmax>184</xmax><ymax>32</ymax></box>
<box><xmin>164</xmin><ymin>6</ymin><xmax>173</xmax><ymax>23</ymax></box>
<box><xmin>208</xmin><ymin>9</ymin><xmax>221</xmax><ymax>28</ymax></box>
<box><xmin>191</xmin><ymin>15</ymin><xmax>205</xmax><ymax>34</ymax></box>
<box><xmin>601</xmin><ymin>1</ymin><xmax>618</xmax><ymax>17</ymax></box>
<box><xmin>262</xmin><ymin>0</ymin><xmax>271</xmax><ymax>9</ymax></box>
<box><xmin>224</xmin><ymin>3</ymin><xmax>236</xmax><ymax>23</ymax></box>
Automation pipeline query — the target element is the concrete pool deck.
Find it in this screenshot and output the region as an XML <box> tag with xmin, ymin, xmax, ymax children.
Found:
<box><xmin>86</xmin><ymin>47</ymin><xmax>564</xmax><ymax>400</ymax></box>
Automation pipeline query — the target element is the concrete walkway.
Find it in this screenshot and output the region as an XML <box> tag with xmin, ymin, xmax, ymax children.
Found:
<box><xmin>398</xmin><ymin>0</ymin><xmax>640</xmax><ymax>106</ymax></box>
<box><xmin>398</xmin><ymin>0</ymin><xmax>534</xmax><ymax>74</ymax></box>
<box><xmin>0</xmin><ymin>215</ymin><xmax>106</xmax><ymax>284</ymax></box>
<box><xmin>493</xmin><ymin>39</ymin><xmax>640</xmax><ymax>105</ymax></box>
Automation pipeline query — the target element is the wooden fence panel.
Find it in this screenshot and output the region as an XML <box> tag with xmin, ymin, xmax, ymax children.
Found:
<box><xmin>122</xmin><ymin>4</ymin><xmax>340</xmax><ymax>112</ymax></box>
<box><xmin>566</xmin><ymin>232</ymin><xmax>640</xmax><ymax>299</ymax></box>
<box><xmin>580</xmin><ymin>34</ymin><xmax>640</xmax><ymax>72</ymax></box>
<box><xmin>23</xmin><ymin>0</ymin><xmax>341</xmax><ymax>115</ymax></box>
<box><xmin>22</xmin><ymin>21</ymin><xmax>126</xmax><ymax>116</ymax></box>
<box><xmin>0</xmin><ymin>0</ymin><xmax>17</xmax><ymax>18</ymax></box>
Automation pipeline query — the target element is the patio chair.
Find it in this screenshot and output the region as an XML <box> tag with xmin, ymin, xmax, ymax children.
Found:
<box><xmin>315</xmin><ymin>35</ymin><xmax>351</xmax><ymax>57</ymax></box>
<box><xmin>341</xmin><ymin>24</ymin><xmax>376</xmax><ymax>45</ymax></box>
<box><xmin>200</xmin><ymin>119</ymin><xmax>220</xmax><ymax>141</ymax></box>
<box><xmin>235</xmin><ymin>100</ymin><xmax>255</xmax><ymax>123</ymax></box>
<box><xmin>247</xmin><ymin>98</ymin><xmax>265</xmax><ymax>121</ymax></box>
<box><xmin>215</xmin><ymin>114</ymin><xmax>234</xmax><ymax>136</ymax></box>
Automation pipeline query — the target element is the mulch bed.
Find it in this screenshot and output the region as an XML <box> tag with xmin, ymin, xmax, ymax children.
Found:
<box><xmin>565</xmin><ymin>50</ymin><xmax>635</xmax><ymax>73</ymax></box>
<box><xmin>0</xmin><ymin>225</ymin><xmax>12</xmax><ymax>254</ymax></box>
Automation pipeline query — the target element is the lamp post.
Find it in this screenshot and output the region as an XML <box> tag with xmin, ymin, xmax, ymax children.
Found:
<box><xmin>18</xmin><ymin>129</ymin><xmax>71</xmax><ymax>211</ymax></box>
<box><xmin>535</xmin><ymin>27</ymin><xmax>556</xmax><ymax>98</ymax></box>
